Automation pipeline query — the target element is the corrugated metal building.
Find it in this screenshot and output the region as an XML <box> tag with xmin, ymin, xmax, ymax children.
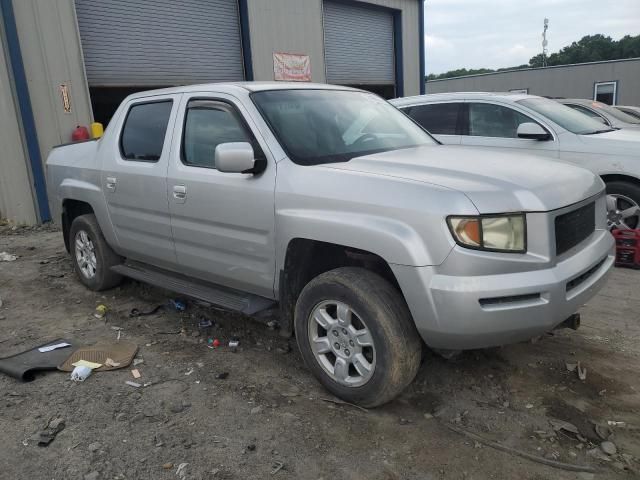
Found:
<box><xmin>426</xmin><ymin>58</ymin><xmax>640</xmax><ymax>106</ymax></box>
<box><xmin>1</xmin><ymin>0</ymin><xmax>425</xmax><ymax>224</ymax></box>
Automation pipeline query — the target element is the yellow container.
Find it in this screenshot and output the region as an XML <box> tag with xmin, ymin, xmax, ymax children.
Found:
<box><xmin>90</xmin><ymin>122</ymin><xmax>104</xmax><ymax>139</ymax></box>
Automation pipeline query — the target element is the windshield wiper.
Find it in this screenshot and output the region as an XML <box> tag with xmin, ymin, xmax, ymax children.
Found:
<box><xmin>582</xmin><ymin>128</ymin><xmax>616</xmax><ymax>135</ymax></box>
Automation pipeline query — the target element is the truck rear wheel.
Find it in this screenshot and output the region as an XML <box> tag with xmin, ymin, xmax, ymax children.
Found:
<box><xmin>69</xmin><ymin>214</ymin><xmax>123</xmax><ymax>291</ymax></box>
<box><xmin>294</xmin><ymin>267</ymin><xmax>422</xmax><ymax>408</ymax></box>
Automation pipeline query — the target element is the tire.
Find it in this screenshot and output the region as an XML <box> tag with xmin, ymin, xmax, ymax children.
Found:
<box><xmin>69</xmin><ymin>214</ymin><xmax>123</xmax><ymax>291</ymax></box>
<box><xmin>294</xmin><ymin>267</ymin><xmax>422</xmax><ymax>408</ymax></box>
<box><xmin>605</xmin><ymin>180</ymin><xmax>640</xmax><ymax>230</ymax></box>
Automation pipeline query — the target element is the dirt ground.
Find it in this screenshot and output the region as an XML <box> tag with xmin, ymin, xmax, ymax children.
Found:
<box><xmin>0</xmin><ymin>225</ymin><xmax>638</xmax><ymax>480</ymax></box>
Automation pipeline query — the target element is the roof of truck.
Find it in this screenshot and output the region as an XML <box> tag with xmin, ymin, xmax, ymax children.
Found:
<box><xmin>126</xmin><ymin>82</ymin><xmax>361</xmax><ymax>100</ymax></box>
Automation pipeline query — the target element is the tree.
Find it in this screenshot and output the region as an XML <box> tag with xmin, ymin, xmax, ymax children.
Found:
<box><xmin>427</xmin><ymin>34</ymin><xmax>640</xmax><ymax>81</ymax></box>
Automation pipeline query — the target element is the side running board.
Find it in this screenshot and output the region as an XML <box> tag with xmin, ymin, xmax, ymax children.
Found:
<box><xmin>111</xmin><ymin>262</ymin><xmax>275</xmax><ymax>315</ymax></box>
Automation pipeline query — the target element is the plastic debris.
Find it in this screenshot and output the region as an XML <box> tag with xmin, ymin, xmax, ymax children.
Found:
<box><xmin>207</xmin><ymin>338</ymin><xmax>220</xmax><ymax>349</ymax></box>
<box><xmin>133</xmin><ymin>358</ymin><xmax>144</xmax><ymax>366</ymax></box>
<box><xmin>229</xmin><ymin>339</ymin><xmax>240</xmax><ymax>352</ymax></box>
<box><xmin>170</xmin><ymin>298</ymin><xmax>187</xmax><ymax>312</ymax></box>
<box><xmin>607</xmin><ymin>420</ymin><xmax>626</xmax><ymax>427</ymax></box>
<box><xmin>271</xmin><ymin>461</ymin><xmax>284</xmax><ymax>475</ymax></box>
<box><xmin>93</xmin><ymin>304</ymin><xmax>107</xmax><ymax>319</ymax></box>
<box><xmin>0</xmin><ymin>252</ymin><xmax>17</xmax><ymax>262</ymax></box>
<box><xmin>565</xmin><ymin>362</ymin><xmax>578</xmax><ymax>372</ymax></box>
<box><xmin>185</xmin><ymin>369</ymin><xmax>194</xmax><ymax>376</ymax></box>
<box><xmin>176</xmin><ymin>462</ymin><xmax>189</xmax><ymax>479</ymax></box>
<box><xmin>198</xmin><ymin>317</ymin><xmax>213</xmax><ymax>329</ymax></box>
<box><xmin>125</xmin><ymin>380</ymin><xmax>141</xmax><ymax>388</ymax></box>
<box><xmin>577</xmin><ymin>362</ymin><xmax>587</xmax><ymax>381</ymax></box>
<box><xmin>131</xmin><ymin>369</ymin><xmax>141</xmax><ymax>379</ymax></box>
<box><xmin>71</xmin><ymin>365</ymin><xmax>93</xmax><ymax>382</ymax></box>
<box><xmin>38</xmin><ymin>342</ymin><xmax>71</xmax><ymax>353</ymax></box>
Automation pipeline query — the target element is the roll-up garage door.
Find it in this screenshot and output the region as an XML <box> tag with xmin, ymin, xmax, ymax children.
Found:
<box><xmin>75</xmin><ymin>0</ymin><xmax>244</xmax><ymax>87</ymax></box>
<box><xmin>323</xmin><ymin>1</ymin><xmax>395</xmax><ymax>86</ymax></box>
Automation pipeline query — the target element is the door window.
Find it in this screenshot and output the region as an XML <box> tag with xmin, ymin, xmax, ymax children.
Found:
<box><xmin>594</xmin><ymin>81</ymin><xmax>616</xmax><ymax>105</ymax></box>
<box><xmin>468</xmin><ymin>103</ymin><xmax>534</xmax><ymax>138</ymax></box>
<box><xmin>182</xmin><ymin>100</ymin><xmax>253</xmax><ymax>168</ymax></box>
<box><xmin>120</xmin><ymin>101</ymin><xmax>173</xmax><ymax>161</ymax></box>
<box><xmin>405</xmin><ymin>103</ymin><xmax>461</xmax><ymax>135</ymax></box>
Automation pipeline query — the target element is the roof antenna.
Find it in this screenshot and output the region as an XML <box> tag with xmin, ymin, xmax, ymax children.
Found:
<box><xmin>542</xmin><ymin>18</ymin><xmax>549</xmax><ymax>67</ymax></box>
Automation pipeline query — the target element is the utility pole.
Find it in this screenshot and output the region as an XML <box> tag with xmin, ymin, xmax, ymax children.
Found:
<box><xmin>542</xmin><ymin>18</ymin><xmax>549</xmax><ymax>67</ymax></box>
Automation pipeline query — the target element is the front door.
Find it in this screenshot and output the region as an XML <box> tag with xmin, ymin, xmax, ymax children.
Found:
<box><xmin>101</xmin><ymin>95</ymin><xmax>180</xmax><ymax>269</ymax></box>
<box><xmin>166</xmin><ymin>93</ymin><xmax>277</xmax><ymax>298</ymax></box>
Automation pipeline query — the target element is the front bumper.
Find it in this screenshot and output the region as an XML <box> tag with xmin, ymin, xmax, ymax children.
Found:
<box><xmin>392</xmin><ymin>229</ymin><xmax>615</xmax><ymax>350</ymax></box>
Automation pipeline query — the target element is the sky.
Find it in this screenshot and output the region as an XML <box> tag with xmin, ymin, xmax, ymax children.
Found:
<box><xmin>425</xmin><ymin>0</ymin><xmax>640</xmax><ymax>74</ymax></box>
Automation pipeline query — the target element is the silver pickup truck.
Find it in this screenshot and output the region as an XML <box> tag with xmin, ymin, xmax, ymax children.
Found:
<box><xmin>47</xmin><ymin>82</ymin><xmax>614</xmax><ymax>407</ymax></box>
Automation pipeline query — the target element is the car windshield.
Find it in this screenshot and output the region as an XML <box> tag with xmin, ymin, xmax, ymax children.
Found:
<box><xmin>591</xmin><ymin>101</ymin><xmax>640</xmax><ymax>124</ymax></box>
<box><xmin>517</xmin><ymin>97</ymin><xmax>613</xmax><ymax>134</ymax></box>
<box><xmin>251</xmin><ymin>89</ymin><xmax>435</xmax><ymax>165</ymax></box>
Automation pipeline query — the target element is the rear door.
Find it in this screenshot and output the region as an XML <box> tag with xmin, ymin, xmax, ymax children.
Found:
<box><xmin>460</xmin><ymin>101</ymin><xmax>559</xmax><ymax>157</ymax></box>
<box><xmin>166</xmin><ymin>93</ymin><xmax>277</xmax><ymax>298</ymax></box>
<box><xmin>101</xmin><ymin>95</ymin><xmax>180</xmax><ymax>269</ymax></box>
<box><xmin>402</xmin><ymin>102</ymin><xmax>463</xmax><ymax>145</ymax></box>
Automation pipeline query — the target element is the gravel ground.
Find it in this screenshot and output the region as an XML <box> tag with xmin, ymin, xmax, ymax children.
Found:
<box><xmin>0</xmin><ymin>225</ymin><xmax>639</xmax><ymax>480</ymax></box>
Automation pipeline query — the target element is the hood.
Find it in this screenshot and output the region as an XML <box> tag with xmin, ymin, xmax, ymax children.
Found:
<box><xmin>575</xmin><ymin>128</ymin><xmax>640</xmax><ymax>155</ymax></box>
<box><xmin>323</xmin><ymin>145</ymin><xmax>604</xmax><ymax>213</ymax></box>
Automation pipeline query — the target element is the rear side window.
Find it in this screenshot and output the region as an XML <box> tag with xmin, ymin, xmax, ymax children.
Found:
<box><xmin>182</xmin><ymin>100</ymin><xmax>254</xmax><ymax>169</ymax></box>
<box><xmin>405</xmin><ymin>103</ymin><xmax>461</xmax><ymax>135</ymax></box>
<box><xmin>468</xmin><ymin>103</ymin><xmax>534</xmax><ymax>138</ymax></box>
<box><xmin>120</xmin><ymin>101</ymin><xmax>173</xmax><ymax>161</ymax></box>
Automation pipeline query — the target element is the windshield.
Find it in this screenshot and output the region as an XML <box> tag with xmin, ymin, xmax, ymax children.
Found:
<box><xmin>590</xmin><ymin>101</ymin><xmax>640</xmax><ymax>124</ymax></box>
<box><xmin>517</xmin><ymin>97</ymin><xmax>612</xmax><ymax>134</ymax></box>
<box><xmin>251</xmin><ymin>89</ymin><xmax>435</xmax><ymax>165</ymax></box>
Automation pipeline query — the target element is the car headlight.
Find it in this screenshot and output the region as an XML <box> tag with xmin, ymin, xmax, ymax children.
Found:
<box><xmin>447</xmin><ymin>214</ymin><xmax>526</xmax><ymax>252</ymax></box>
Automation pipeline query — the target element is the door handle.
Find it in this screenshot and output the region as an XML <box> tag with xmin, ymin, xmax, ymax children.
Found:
<box><xmin>173</xmin><ymin>185</ymin><xmax>187</xmax><ymax>203</ymax></box>
<box><xmin>106</xmin><ymin>177</ymin><xmax>117</xmax><ymax>192</ymax></box>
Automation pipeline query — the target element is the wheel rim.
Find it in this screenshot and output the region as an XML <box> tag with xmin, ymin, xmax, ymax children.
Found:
<box><xmin>74</xmin><ymin>230</ymin><xmax>97</xmax><ymax>279</ymax></box>
<box><xmin>607</xmin><ymin>194</ymin><xmax>640</xmax><ymax>230</ymax></box>
<box><xmin>307</xmin><ymin>300</ymin><xmax>376</xmax><ymax>387</ymax></box>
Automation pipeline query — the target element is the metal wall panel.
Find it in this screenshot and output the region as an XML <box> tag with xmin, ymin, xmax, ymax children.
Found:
<box><xmin>75</xmin><ymin>0</ymin><xmax>244</xmax><ymax>86</ymax></box>
<box><xmin>0</xmin><ymin>31</ymin><xmax>38</xmax><ymax>224</ymax></box>
<box><xmin>323</xmin><ymin>0</ymin><xmax>395</xmax><ymax>85</ymax></box>
<box><xmin>246</xmin><ymin>0</ymin><xmax>327</xmax><ymax>83</ymax></box>
<box><xmin>426</xmin><ymin>59</ymin><xmax>640</xmax><ymax>106</ymax></box>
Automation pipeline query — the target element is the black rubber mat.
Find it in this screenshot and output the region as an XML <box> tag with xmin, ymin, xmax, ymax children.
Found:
<box><xmin>0</xmin><ymin>338</ymin><xmax>77</xmax><ymax>382</ymax></box>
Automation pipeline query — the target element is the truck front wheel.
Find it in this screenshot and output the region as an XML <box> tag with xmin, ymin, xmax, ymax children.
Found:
<box><xmin>295</xmin><ymin>267</ymin><xmax>422</xmax><ymax>408</ymax></box>
<box><xmin>69</xmin><ymin>214</ymin><xmax>123</xmax><ymax>291</ymax></box>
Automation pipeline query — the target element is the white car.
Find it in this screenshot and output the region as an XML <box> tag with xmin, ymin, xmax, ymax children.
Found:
<box><xmin>391</xmin><ymin>92</ymin><xmax>640</xmax><ymax>229</ymax></box>
<box><xmin>557</xmin><ymin>98</ymin><xmax>640</xmax><ymax>131</ymax></box>
<box><xmin>616</xmin><ymin>105</ymin><xmax>640</xmax><ymax>121</ymax></box>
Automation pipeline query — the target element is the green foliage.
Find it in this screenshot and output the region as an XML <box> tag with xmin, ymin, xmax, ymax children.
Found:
<box><xmin>427</xmin><ymin>34</ymin><xmax>640</xmax><ymax>80</ymax></box>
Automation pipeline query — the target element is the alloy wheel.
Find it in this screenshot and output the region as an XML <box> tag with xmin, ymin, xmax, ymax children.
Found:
<box><xmin>75</xmin><ymin>230</ymin><xmax>97</xmax><ymax>279</ymax></box>
<box><xmin>307</xmin><ymin>300</ymin><xmax>376</xmax><ymax>387</ymax></box>
<box><xmin>607</xmin><ymin>194</ymin><xmax>640</xmax><ymax>230</ymax></box>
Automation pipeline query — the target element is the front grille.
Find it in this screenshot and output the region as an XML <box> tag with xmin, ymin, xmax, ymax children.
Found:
<box><xmin>555</xmin><ymin>202</ymin><xmax>595</xmax><ymax>256</ymax></box>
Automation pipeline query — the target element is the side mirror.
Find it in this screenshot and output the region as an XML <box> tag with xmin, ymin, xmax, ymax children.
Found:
<box><xmin>215</xmin><ymin>142</ymin><xmax>256</xmax><ymax>173</ymax></box>
<box><xmin>517</xmin><ymin>122</ymin><xmax>551</xmax><ymax>140</ymax></box>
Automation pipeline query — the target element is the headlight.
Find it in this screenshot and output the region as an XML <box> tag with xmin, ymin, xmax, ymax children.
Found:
<box><xmin>447</xmin><ymin>214</ymin><xmax>526</xmax><ymax>252</ymax></box>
